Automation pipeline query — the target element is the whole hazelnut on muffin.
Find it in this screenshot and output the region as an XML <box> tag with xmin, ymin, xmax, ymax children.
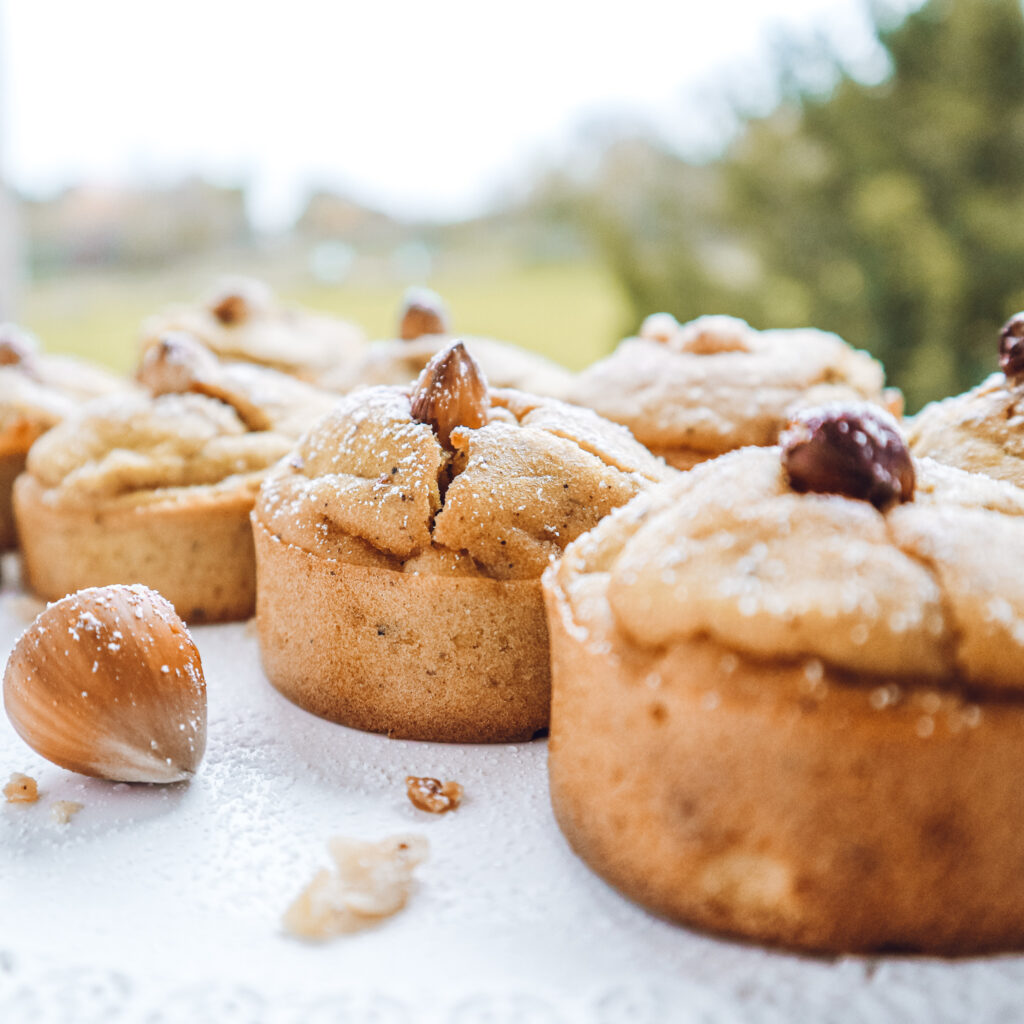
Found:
<box><xmin>545</xmin><ymin>403</ymin><xmax>1024</xmax><ymax>955</ymax></box>
<box><xmin>139</xmin><ymin>277</ymin><xmax>365</xmax><ymax>382</ymax></box>
<box><xmin>566</xmin><ymin>313</ymin><xmax>901</xmax><ymax>469</ymax></box>
<box><xmin>253</xmin><ymin>341</ymin><xmax>671</xmax><ymax>742</ymax></box>
<box><xmin>907</xmin><ymin>313</ymin><xmax>1024</xmax><ymax>487</ymax></box>
<box><xmin>318</xmin><ymin>288</ymin><xmax>574</xmax><ymax>400</ymax></box>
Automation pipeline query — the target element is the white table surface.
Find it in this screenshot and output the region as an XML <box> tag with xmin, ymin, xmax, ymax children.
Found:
<box><xmin>2</xmin><ymin>558</ymin><xmax>1024</xmax><ymax>1024</ymax></box>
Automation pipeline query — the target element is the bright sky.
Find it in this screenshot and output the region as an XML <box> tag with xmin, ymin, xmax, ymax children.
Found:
<box><xmin>0</xmin><ymin>0</ymin><xmax>919</xmax><ymax>229</ymax></box>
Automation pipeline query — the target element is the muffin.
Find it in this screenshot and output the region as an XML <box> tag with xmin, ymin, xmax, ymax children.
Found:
<box><xmin>140</xmin><ymin>277</ymin><xmax>365</xmax><ymax>381</ymax></box>
<box><xmin>15</xmin><ymin>333</ymin><xmax>338</xmax><ymax>622</ymax></box>
<box><xmin>254</xmin><ymin>340</ymin><xmax>669</xmax><ymax>742</ymax></box>
<box><xmin>566</xmin><ymin>313</ymin><xmax>900</xmax><ymax>469</ymax></box>
<box><xmin>545</xmin><ymin>403</ymin><xmax>1024</xmax><ymax>955</ymax></box>
<box><xmin>907</xmin><ymin>313</ymin><xmax>1024</xmax><ymax>486</ymax></box>
<box><xmin>0</xmin><ymin>324</ymin><xmax>127</xmax><ymax>549</ymax></box>
<box><xmin>319</xmin><ymin>287</ymin><xmax>574</xmax><ymax>400</ymax></box>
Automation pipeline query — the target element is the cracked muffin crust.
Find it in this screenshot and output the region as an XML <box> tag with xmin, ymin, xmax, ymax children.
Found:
<box><xmin>0</xmin><ymin>325</ymin><xmax>127</xmax><ymax>549</ymax></box>
<box><xmin>254</xmin><ymin>341</ymin><xmax>670</xmax><ymax>742</ymax></box>
<box><xmin>15</xmin><ymin>334</ymin><xmax>338</xmax><ymax>621</ymax></box>
<box><xmin>544</xmin><ymin>407</ymin><xmax>1024</xmax><ymax>954</ymax></box>
<box><xmin>566</xmin><ymin>313</ymin><xmax>899</xmax><ymax>469</ymax></box>
<box><xmin>140</xmin><ymin>277</ymin><xmax>365</xmax><ymax>381</ymax></box>
<box><xmin>318</xmin><ymin>288</ymin><xmax>574</xmax><ymax>400</ymax></box>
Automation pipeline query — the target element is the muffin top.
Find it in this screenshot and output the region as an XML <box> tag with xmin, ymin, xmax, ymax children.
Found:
<box><xmin>140</xmin><ymin>277</ymin><xmax>365</xmax><ymax>380</ymax></box>
<box><xmin>907</xmin><ymin>314</ymin><xmax>1024</xmax><ymax>488</ymax></box>
<box><xmin>318</xmin><ymin>288</ymin><xmax>574</xmax><ymax>400</ymax></box>
<box><xmin>0</xmin><ymin>325</ymin><xmax>126</xmax><ymax>446</ymax></box>
<box><xmin>257</xmin><ymin>341</ymin><xmax>671</xmax><ymax>581</ymax></box>
<box><xmin>566</xmin><ymin>314</ymin><xmax>893</xmax><ymax>462</ymax></box>
<box><xmin>27</xmin><ymin>334</ymin><xmax>338</xmax><ymax>506</ymax></box>
<box><xmin>551</xmin><ymin>404</ymin><xmax>1024</xmax><ymax>693</ymax></box>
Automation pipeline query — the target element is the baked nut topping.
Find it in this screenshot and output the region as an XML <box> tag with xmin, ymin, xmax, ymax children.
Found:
<box><xmin>283</xmin><ymin>834</ymin><xmax>429</xmax><ymax>940</ymax></box>
<box><xmin>675</xmin><ymin>314</ymin><xmax>754</xmax><ymax>355</ymax></box>
<box><xmin>208</xmin><ymin>277</ymin><xmax>274</xmax><ymax>326</ymax></box>
<box><xmin>999</xmin><ymin>313</ymin><xmax>1024</xmax><ymax>379</ymax></box>
<box><xmin>136</xmin><ymin>331</ymin><xmax>221</xmax><ymax>395</ymax></box>
<box><xmin>781</xmin><ymin>404</ymin><xmax>915</xmax><ymax>510</ymax></box>
<box><xmin>406</xmin><ymin>776</ymin><xmax>463</xmax><ymax>814</ymax></box>
<box><xmin>3</xmin><ymin>772</ymin><xmax>38</xmax><ymax>803</ymax></box>
<box><xmin>3</xmin><ymin>584</ymin><xmax>207</xmax><ymax>782</ymax></box>
<box><xmin>399</xmin><ymin>287</ymin><xmax>449</xmax><ymax>341</ymax></box>
<box><xmin>0</xmin><ymin>324</ymin><xmax>39</xmax><ymax>371</ymax></box>
<box><xmin>638</xmin><ymin>312</ymin><xmax>679</xmax><ymax>344</ymax></box>
<box><xmin>409</xmin><ymin>341</ymin><xmax>489</xmax><ymax>451</ymax></box>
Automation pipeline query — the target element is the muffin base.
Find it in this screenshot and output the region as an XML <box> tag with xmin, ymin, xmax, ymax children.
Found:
<box><xmin>0</xmin><ymin>450</ymin><xmax>27</xmax><ymax>550</ymax></box>
<box><xmin>14</xmin><ymin>475</ymin><xmax>256</xmax><ymax>622</ymax></box>
<box><xmin>253</xmin><ymin>516</ymin><xmax>550</xmax><ymax>743</ymax></box>
<box><xmin>544</xmin><ymin>570</ymin><xmax>1024</xmax><ymax>955</ymax></box>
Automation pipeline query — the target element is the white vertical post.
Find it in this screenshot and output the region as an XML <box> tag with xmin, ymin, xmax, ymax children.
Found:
<box><xmin>0</xmin><ymin>0</ymin><xmax>19</xmax><ymax>321</ymax></box>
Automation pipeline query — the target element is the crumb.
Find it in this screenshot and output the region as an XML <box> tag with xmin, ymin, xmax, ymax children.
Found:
<box><xmin>4</xmin><ymin>772</ymin><xmax>39</xmax><ymax>803</ymax></box>
<box><xmin>283</xmin><ymin>834</ymin><xmax>428</xmax><ymax>941</ymax></box>
<box><xmin>406</xmin><ymin>776</ymin><xmax>463</xmax><ymax>814</ymax></box>
<box><xmin>50</xmin><ymin>800</ymin><xmax>83</xmax><ymax>825</ymax></box>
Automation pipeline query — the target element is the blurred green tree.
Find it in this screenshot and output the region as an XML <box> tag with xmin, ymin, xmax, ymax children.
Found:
<box><xmin>578</xmin><ymin>0</ymin><xmax>1024</xmax><ymax>410</ymax></box>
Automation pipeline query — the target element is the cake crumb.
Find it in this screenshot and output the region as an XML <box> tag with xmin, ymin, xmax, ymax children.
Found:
<box><xmin>50</xmin><ymin>800</ymin><xmax>83</xmax><ymax>825</ymax></box>
<box><xmin>406</xmin><ymin>776</ymin><xmax>463</xmax><ymax>814</ymax></box>
<box><xmin>4</xmin><ymin>772</ymin><xmax>39</xmax><ymax>803</ymax></box>
<box><xmin>283</xmin><ymin>834</ymin><xmax>428</xmax><ymax>941</ymax></box>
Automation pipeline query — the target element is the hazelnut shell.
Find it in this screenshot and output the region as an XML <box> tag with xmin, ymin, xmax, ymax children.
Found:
<box><xmin>3</xmin><ymin>585</ymin><xmax>207</xmax><ymax>783</ymax></box>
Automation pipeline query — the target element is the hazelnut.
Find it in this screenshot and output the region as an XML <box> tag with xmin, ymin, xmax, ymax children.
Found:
<box><xmin>409</xmin><ymin>340</ymin><xmax>489</xmax><ymax>450</ymax></box>
<box><xmin>781</xmin><ymin>404</ymin><xmax>915</xmax><ymax>510</ymax></box>
<box><xmin>137</xmin><ymin>331</ymin><xmax>271</xmax><ymax>431</ymax></box>
<box><xmin>3</xmin><ymin>585</ymin><xmax>207</xmax><ymax>783</ymax></box>
<box><xmin>0</xmin><ymin>323</ymin><xmax>40</xmax><ymax>374</ymax></box>
<box><xmin>676</xmin><ymin>315</ymin><xmax>753</xmax><ymax>355</ymax></box>
<box><xmin>399</xmin><ymin>287</ymin><xmax>449</xmax><ymax>341</ymax></box>
<box><xmin>137</xmin><ymin>331</ymin><xmax>220</xmax><ymax>395</ymax></box>
<box><xmin>999</xmin><ymin>313</ymin><xmax>1024</xmax><ymax>379</ymax></box>
<box><xmin>638</xmin><ymin>312</ymin><xmax>679</xmax><ymax>345</ymax></box>
<box><xmin>406</xmin><ymin>776</ymin><xmax>463</xmax><ymax>814</ymax></box>
<box><xmin>208</xmin><ymin>277</ymin><xmax>274</xmax><ymax>326</ymax></box>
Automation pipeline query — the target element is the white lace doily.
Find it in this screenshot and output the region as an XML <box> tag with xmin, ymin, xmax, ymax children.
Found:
<box><xmin>2</xmin><ymin>565</ymin><xmax>1024</xmax><ymax>1024</ymax></box>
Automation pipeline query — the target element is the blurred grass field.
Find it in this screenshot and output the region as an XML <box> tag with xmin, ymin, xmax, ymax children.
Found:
<box><xmin>16</xmin><ymin>261</ymin><xmax>632</xmax><ymax>376</ymax></box>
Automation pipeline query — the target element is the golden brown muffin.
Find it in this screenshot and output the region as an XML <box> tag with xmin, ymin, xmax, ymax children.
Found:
<box><xmin>907</xmin><ymin>313</ymin><xmax>1024</xmax><ymax>486</ymax></box>
<box><xmin>254</xmin><ymin>341</ymin><xmax>671</xmax><ymax>743</ymax></box>
<box><xmin>566</xmin><ymin>313</ymin><xmax>900</xmax><ymax>469</ymax></box>
<box><xmin>15</xmin><ymin>334</ymin><xmax>338</xmax><ymax>622</ymax></box>
<box><xmin>318</xmin><ymin>287</ymin><xmax>574</xmax><ymax>399</ymax></box>
<box><xmin>140</xmin><ymin>277</ymin><xmax>365</xmax><ymax>381</ymax></box>
<box><xmin>0</xmin><ymin>325</ymin><xmax>127</xmax><ymax>549</ymax></box>
<box><xmin>545</xmin><ymin>403</ymin><xmax>1024</xmax><ymax>955</ymax></box>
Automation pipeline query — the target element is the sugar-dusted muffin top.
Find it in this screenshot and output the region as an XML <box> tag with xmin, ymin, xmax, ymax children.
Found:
<box><xmin>258</xmin><ymin>342</ymin><xmax>672</xmax><ymax>581</ymax></box>
<box><xmin>0</xmin><ymin>325</ymin><xmax>127</xmax><ymax>447</ymax></box>
<box><xmin>566</xmin><ymin>314</ymin><xmax>894</xmax><ymax>462</ymax></box>
<box><xmin>907</xmin><ymin>314</ymin><xmax>1024</xmax><ymax>488</ymax></box>
<box><xmin>553</xmin><ymin>405</ymin><xmax>1024</xmax><ymax>692</ymax></box>
<box><xmin>318</xmin><ymin>289</ymin><xmax>574</xmax><ymax>400</ymax></box>
<box><xmin>26</xmin><ymin>334</ymin><xmax>338</xmax><ymax>506</ymax></box>
<box><xmin>140</xmin><ymin>277</ymin><xmax>365</xmax><ymax>380</ymax></box>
